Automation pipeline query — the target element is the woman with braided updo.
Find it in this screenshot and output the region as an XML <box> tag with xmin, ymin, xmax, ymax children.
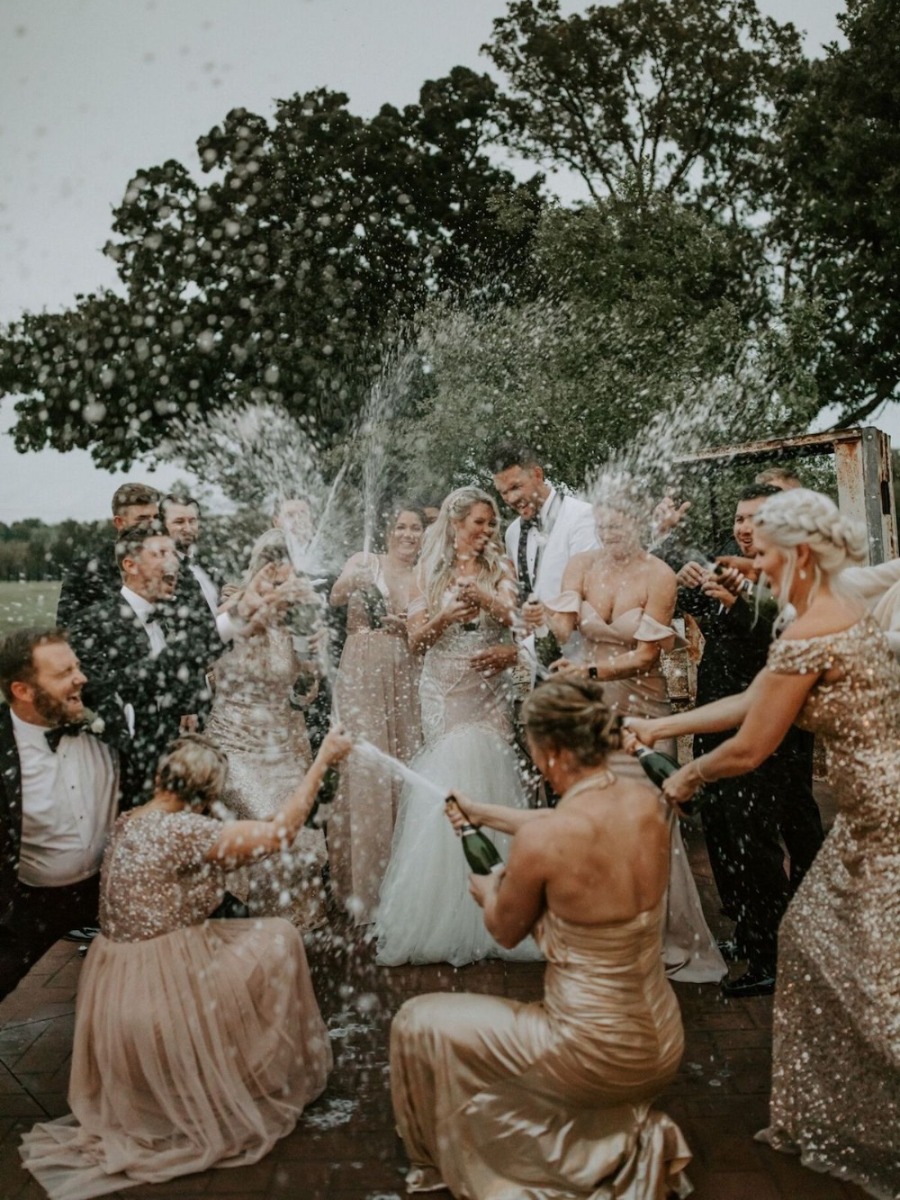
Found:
<box><xmin>389</xmin><ymin>677</ymin><xmax>692</xmax><ymax>1200</ymax></box>
<box><xmin>627</xmin><ymin>488</ymin><xmax>900</xmax><ymax>1199</ymax></box>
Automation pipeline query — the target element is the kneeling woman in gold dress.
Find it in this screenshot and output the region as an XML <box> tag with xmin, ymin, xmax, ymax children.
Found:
<box><xmin>389</xmin><ymin>677</ymin><xmax>692</xmax><ymax>1200</ymax></box>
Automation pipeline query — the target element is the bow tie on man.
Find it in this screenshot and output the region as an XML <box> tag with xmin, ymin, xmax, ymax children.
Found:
<box><xmin>45</xmin><ymin>723</ymin><xmax>87</xmax><ymax>753</ymax></box>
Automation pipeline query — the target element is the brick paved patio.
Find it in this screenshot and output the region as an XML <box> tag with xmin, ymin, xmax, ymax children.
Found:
<box><xmin>0</xmin><ymin>807</ymin><xmax>867</xmax><ymax>1200</ymax></box>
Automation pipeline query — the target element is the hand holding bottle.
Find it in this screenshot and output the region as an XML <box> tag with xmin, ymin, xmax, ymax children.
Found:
<box><xmin>701</xmin><ymin>575</ymin><xmax>738</xmax><ymax>609</ymax></box>
<box><xmin>444</xmin><ymin>794</ymin><xmax>504</xmax><ymax>875</ymax></box>
<box><xmin>676</xmin><ymin>560</ymin><xmax>709</xmax><ymax>590</ymax></box>
<box><xmin>521</xmin><ymin>595</ymin><xmax>547</xmax><ymax>631</ymax></box>
<box><xmin>316</xmin><ymin>725</ymin><xmax>354</xmax><ymax>768</ymax></box>
<box><xmin>621</xmin><ymin>715</ymin><xmax>663</xmax><ymax>748</ymax></box>
<box><xmin>349</xmin><ymin>559</ymin><xmax>377</xmax><ymax>592</ymax></box>
<box><xmin>442</xmin><ymin>589</ymin><xmax>480</xmax><ymax>626</ymax></box>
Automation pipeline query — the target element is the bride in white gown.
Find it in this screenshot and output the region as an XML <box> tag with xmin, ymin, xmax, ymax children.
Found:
<box><xmin>375</xmin><ymin>487</ymin><xmax>541</xmax><ymax>967</ymax></box>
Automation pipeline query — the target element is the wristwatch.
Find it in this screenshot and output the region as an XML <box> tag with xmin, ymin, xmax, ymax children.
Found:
<box><xmin>588</xmin><ymin>666</ymin><xmax>599</xmax><ymax>680</ymax></box>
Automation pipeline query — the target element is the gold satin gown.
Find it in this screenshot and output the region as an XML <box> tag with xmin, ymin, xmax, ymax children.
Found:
<box><xmin>755</xmin><ymin>617</ymin><xmax>900</xmax><ymax>1198</ymax></box>
<box><xmin>390</xmin><ymin>902</ymin><xmax>692</xmax><ymax>1199</ymax></box>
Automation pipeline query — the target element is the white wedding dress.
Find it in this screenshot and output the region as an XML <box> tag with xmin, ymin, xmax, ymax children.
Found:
<box><xmin>375</xmin><ymin>596</ymin><xmax>541</xmax><ymax>967</ymax></box>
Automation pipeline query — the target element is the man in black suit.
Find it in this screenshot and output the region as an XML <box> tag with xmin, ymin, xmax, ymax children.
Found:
<box><xmin>160</xmin><ymin>492</ymin><xmax>224</xmax><ymax>621</ymax></box>
<box><xmin>0</xmin><ymin>628</ymin><xmax>121</xmax><ymax>999</ymax></box>
<box><xmin>69</xmin><ymin>524</ymin><xmax>221</xmax><ymax>802</ymax></box>
<box><xmin>56</xmin><ymin>483</ymin><xmax>160</xmax><ymax>629</ymax></box>
<box><xmin>678</xmin><ymin>485</ymin><xmax>822</xmax><ymax>998</ymax></box>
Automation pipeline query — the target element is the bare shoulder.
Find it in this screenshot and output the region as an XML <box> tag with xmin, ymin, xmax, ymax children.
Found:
<box><xmin>513</xmin><ymin>807</ymin><xmax>582</xmax><ymax>860</ymax></box>
<box><xmin>567</xmin><ymin>549</ymin><xmax>598</xmax><ymax>575</ymax></box>
<box><xmin>780</xmin><ymin>595</ymin><xmax>863</xmax><ymax>641</ymax></box>
<box><xmin>642</xmin><ymin>553</ymin><xmax>677</xmax><ymax>587</ymax></box>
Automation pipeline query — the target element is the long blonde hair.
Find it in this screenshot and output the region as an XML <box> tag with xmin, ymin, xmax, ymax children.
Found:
<box><xmin>418</xmin><ymin>486</ymin><xmax>507</xmax><ymax>616</ymax></box>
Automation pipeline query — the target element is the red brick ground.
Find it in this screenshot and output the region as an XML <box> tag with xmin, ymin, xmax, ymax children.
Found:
<box><xmin>0</xmin><ymin>806</ymin><xmax>867</xmax><ymax>1200</ymax></box>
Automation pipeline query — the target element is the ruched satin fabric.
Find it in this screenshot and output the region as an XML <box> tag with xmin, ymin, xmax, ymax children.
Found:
<box><xmin>391</xmin><ymin>904</ymin><xmax>692</xmax><ymax>1198</ymax></box>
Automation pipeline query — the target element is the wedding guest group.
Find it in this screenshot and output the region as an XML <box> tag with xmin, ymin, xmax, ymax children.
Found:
<box><xmin>628</xmin><ymin>488</ymin><xmax>900</xmax><ymax>1199</ymax></box>
<box><xmin>4</xmin><ymin>456</ymin><xmax>898</xmax><ymax>1200</ymax></box>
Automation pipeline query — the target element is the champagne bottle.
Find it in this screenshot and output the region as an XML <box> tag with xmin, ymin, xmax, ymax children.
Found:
<box><xmin>527</xmin><ymin>593</ymin><xmax>561</xmax><ymax>669</ymax></box>
<box><xmin>445</xmin><ymin>800</ymin><xmax>504</xmax><ymax>874</ymax></box>
<box><xmin>634</xmin><ymin>744</ymin><xmax>679</xmax><ymax>788</ymax></box>
<box><xmin>360</xmin><ymin>584</ymin><xmax>388</xmax><ymax>630</ymax></box>
<box><xmin>634</xmin><ymin>745</ymin><xmax>703</xmax><ymax>815</ymax></box>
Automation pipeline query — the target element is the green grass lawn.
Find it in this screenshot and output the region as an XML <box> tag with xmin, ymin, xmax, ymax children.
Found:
<box><xmin>0</xmin><ymin>580</ymin><xmax>62</xmax><ymax>638</ymax></box>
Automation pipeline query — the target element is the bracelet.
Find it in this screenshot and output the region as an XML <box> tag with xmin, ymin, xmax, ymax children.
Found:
<box><xmin>694</xmin><ymin>758</ymin><xmax>714</xmax><ymax>784</ymax></box>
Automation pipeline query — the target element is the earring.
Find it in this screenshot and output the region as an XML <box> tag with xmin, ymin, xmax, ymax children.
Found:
<box><xmin>799</xmin><ymin>569</ymin><xmax>807</xmax><ymax>580</ymax></box>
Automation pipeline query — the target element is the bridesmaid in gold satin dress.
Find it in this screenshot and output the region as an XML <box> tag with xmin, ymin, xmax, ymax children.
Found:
<box><xmin>628</xmin><ymin>489</ymin><xmax>900</xmax><ymax>1199</ymax></box>
<box><xmin>390</xmin><ymin>677</ymin><xmax>692</xmax><ymax>1200</ymax></box>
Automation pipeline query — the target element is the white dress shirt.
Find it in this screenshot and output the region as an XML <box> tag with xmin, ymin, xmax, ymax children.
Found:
<box><xmin>504</xmin><ymin>488</ymin><xmax>598</xmax><ymax>602</ymax></box>
<box><xmin>182</xmin><ymin>549</ymin><xmax>220</xmax><ymax>617</ymax></box>
<box><xmin>12</xmin><ymin>712</ymin><xmax>118</xmax><ymax>888</ymax></box>
<box><xmin>120</xmin><ymin>585</ymin><xmax>166</xmax><ymax>658</ymax></box>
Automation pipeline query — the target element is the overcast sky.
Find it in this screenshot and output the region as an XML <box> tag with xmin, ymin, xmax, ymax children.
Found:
<box><xmin>2</xmin><ymin>0</ymin><xmax>889</xmax><ymax>522</ymax></box>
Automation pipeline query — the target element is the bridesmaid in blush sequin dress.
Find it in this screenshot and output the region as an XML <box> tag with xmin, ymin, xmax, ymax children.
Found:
<box><xmin>754</xmin><ymin>618</ymin><xmax>900</xmax><ymax>1197</ymax></box>
<box><xmin>632</xmin><ymin>489</ymin><xmax>900</xmax><ymax>1198</ymax></box>
<box><xmin>20</xmin><ymin>729</ymin><xmax>352</xmax><ymax>1200</ymax></box>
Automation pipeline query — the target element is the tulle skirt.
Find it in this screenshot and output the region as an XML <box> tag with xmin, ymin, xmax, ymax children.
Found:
<box><xmin>375</xmin><ymin>725</ymin><xmax>543</xmax><ymax>967</ymax></box>
<box><xmin>20</xmin><ymin>918</ymin><xmax>332</xmax><ymax>1199</ymax></box>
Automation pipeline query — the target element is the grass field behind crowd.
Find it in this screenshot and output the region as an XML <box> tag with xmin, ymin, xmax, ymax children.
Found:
<box><xmin>0</xmin><ymin>581</ymin><xmax>62</xmax><ymax>638</ymax></box>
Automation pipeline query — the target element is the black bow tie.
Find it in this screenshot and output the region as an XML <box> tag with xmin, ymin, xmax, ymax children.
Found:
<box><xmin>147</xmin><ymin>605</ymin><xmax>170</xmax><ymax>630</ymax></box>
<box><xmin>45</xmin><ymin>723</ymin><xmax>86</xmax><ymax>753</ymax></box>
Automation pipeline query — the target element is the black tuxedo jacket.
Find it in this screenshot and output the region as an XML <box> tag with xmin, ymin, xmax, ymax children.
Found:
<box><xmin>56</xmin><ymin>540</ymin><xmax>121</xmax><ymax>630</ymax></box>
<box><xmin>0</xmin><ymin>707</ymin><xmax>24</xmax><ymax>925</ymax></box>
<box><xmin>173</xmin><ymin>553</ymin><xmax>225</xmax><ymax>621</ymax></box>
<box><xmin>0</xmin><ymin>705</ymin><xmax>124</xmax><ymax>925</ymax></box>
<box><xmin>69</xmin><ymin>593</ymin><xmax>221</xmax><ymax>799</ymax></box>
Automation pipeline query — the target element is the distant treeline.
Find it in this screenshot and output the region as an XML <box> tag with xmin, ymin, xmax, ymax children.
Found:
<box><xmin>0</xmin><ymin>512</ymin><xmax>271</xmax><ymax>584</ymax></box>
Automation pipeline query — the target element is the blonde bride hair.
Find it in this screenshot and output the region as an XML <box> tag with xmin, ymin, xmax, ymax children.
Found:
<box><xmin>417</xmin><ymin>486</ymin><xmax>507</xmax><ymax>617</ymax></box>
<box><xmin>754</xmin><ymin>488</ymin><xmax>867</xmax><ymax>602</ymax></box>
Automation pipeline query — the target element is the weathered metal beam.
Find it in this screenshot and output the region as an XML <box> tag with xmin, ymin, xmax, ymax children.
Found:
<box><xmin>674</xmin><ymin>428</ymin><xmax>862</xmax><ymax>466</ymax></box>
<box><xmin>674</xmin><ymin>426</ymin><xmax>896</xmax><ymax>566</ymax></box>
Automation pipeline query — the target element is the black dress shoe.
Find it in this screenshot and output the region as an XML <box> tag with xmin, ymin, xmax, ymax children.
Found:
<box><xmin>716</xmin><ymin>938</ymin><xmax>745</xmax><ymax>963</ymax></box>
<box><xmin>721</xmin><ymin>968</ymin><xmax>776</xmax><ymax>999</ymax></box>
<box><xmin>63</xmin><ymin>926</ymin><xmax>100</xmax><ymax>943</ymax></box>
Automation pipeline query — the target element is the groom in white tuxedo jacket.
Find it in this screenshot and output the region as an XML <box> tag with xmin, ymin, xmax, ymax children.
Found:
<box><xmin>490</xmin><ymin>442</ymin><xmax>597</xmax><ymax>604</ymax></box>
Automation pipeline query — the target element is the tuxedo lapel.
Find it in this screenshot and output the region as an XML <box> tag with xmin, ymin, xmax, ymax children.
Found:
<box><xmin>0</xmin><ymin>707</ymin><xmax>23</xmax><ymax>923</ymax></box>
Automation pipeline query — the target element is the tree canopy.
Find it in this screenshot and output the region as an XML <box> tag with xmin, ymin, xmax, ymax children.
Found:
<box><xmin>0</xmin><ymin>0</ymin><xmax>896</xmax><ymax>487</ymax></box>
<box><xmin>772</xmin><ymin>0</ymin><xmax>900</xmax><ymax>426</ymax></box>
<box><xmin>0</xmin><ymin>70</ymin><xmax>540</xmax><ymax>469</ymax></box>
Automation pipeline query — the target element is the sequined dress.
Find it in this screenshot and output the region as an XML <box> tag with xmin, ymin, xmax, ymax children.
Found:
<box><xmin>391</xmin><ymin>903</ymin><xmax>692</xmax><ymax>1198</ymax></box>
<box><xmin>204</xmin><ymin>623</ymin><xmax>328</xmax><ymax>930</ymax></box>
<box><xmin>755</xmin><ymin>617</ymin><xmax>900</xmax><ymax>1198</ymax></box>
<box><xmin>375</xmin><ymin>592</ymin><xmax>541</xmax><ymax>965</ymax></box>
<box><xmin>19</xmin><ymin>809</ymin><xmax>332</xmax><ymax>1199</ymax></box>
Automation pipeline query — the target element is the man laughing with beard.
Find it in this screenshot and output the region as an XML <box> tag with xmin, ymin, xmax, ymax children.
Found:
<box><xmin>0</xmin><ymin>629</ymin><xmax>121</xmax><ymax>997</ymax></box>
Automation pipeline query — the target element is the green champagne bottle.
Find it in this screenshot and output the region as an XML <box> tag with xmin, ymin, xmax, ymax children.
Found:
<box><xmin>634</xmin><ymin>744</ymin><xmax>679</xmax><ymax>788</ymax></box>
<box><xmin>445</xmin><ymin>800</ymin><xmax>504</xmax><ymax>874</ymax></box>
<box><xmin>360</xmin><ymin>584</ymin><xmax>388</xmax><ymax>630</ymax></box>
<box><xmin>634</xmin><ymin>745</ymin><xmax>703</xmax><ymax>815</ymax></box>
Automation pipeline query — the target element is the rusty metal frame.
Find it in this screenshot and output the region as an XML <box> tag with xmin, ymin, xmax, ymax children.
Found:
<box><xmin>675</xmin><ymin>426</ymin><xmax>897</xmax><ymax>564</ymax></box>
